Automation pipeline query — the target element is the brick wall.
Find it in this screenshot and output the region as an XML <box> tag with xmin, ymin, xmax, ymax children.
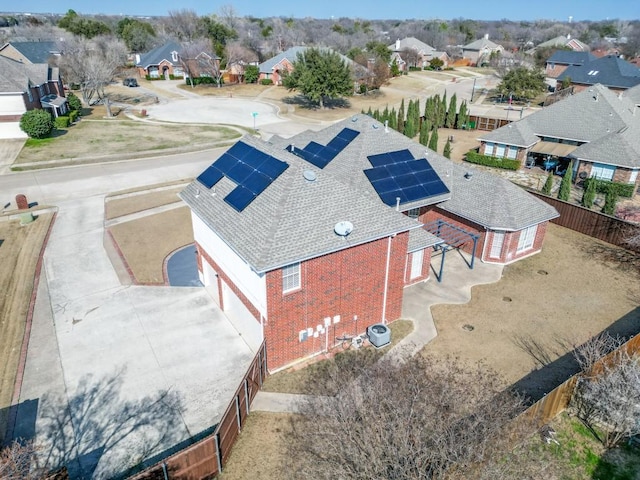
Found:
<box><xmin>264</xmin><ymin>232</ymin><xmax>409</xmax><ymax>370</ymax></box>
<box><xmin>484</xmin><ymin>222</ymin><xmax>549</xmax><ymax>264</ymax></box>
<box><xmin>545</xmin><ymin>64</ymin><xmax>569</xmax><ymax>78</ymax></box>
<box><xmin>404</xmin><ymin>248</ymin><xmax>432</xmax><ymax>285</ymax></box>
<box><xmin>421</xmin><ymin>208</ymin><xmax>486</xmax><ymax>258</ymax></box>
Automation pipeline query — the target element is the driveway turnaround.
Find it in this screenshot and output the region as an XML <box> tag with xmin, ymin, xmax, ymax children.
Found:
<box><xmin>7</xmin><ymin>158</ymin><xmax>256</xmax><ymax>479</ymax></box>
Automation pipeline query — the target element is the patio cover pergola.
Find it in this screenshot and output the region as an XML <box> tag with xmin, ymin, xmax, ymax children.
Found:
<box><xmin>423</xmin><ymin>219</ymin><xmax>480</xmax><ymax>282</ymax></box>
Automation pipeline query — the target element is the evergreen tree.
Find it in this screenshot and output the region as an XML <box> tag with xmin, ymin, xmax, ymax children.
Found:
<box><xmin>457</xmin><ymin>101</ymin><xmax>469</xmax><ymax>129</ymax></box>
<box><xmin>382</xmin><ymin>105</ymin><xmax>389</xmax><ymax>124</ymax></box>
<box><xmin>602</xmin><ymin>189</ymin><xmax>618</xmax><ymax>215</ymax></box>
<box><xmin>404</xmin><ymin>113</ymin><xmax>417</xmax><ymax>138</ymax></box>
<box><xmin>397</xmin><ymin>99</ymin><xmax>405</xmax><ymax>133</ymax></box>
<box><xmin>388</xmin><ymin>107</ymin><xmax>398</xmax><ymax>130</ymax></box>
<box><xmin>424</xmin><ymin>97</ymin><xmax>436</xmax><ymax>128</ymax></box>
<box><xmin>446</xmin><ymin>93</ymin><xmax>457</xmax><ymax>128</ymax></box>
<box><xmin>419</xmin><ymin>120</ymin><xmax>429</xmax><ymax>146</ymax></box>
<box><xmin>581</xmin><ymin>178</ymin><xmax>597</xmax><ymax>208</ymax></box>
<box><xmin>412</xmin><ymin>99</ymin><xmax>421</xmax><ymax>127</ymax></box>
<box><xmin>373</xmin><ymin>108</ymin><xmax>380</xmax><ymax>121</ymax></box>
<box><xmin>557</xmin><ymin>160</ymin><xmax>573</xmax><ymax>201</ymax></box>
<box><xmin>366</xmin><ymin>106</ymin><xmax>373</xmax><ymax>116</ymax></box>
<box><xmin>428</xmin><ymin>128</ymin><xmax>439</xmax><ymax>152</ymax></box>
<box><xmin>440</xmin><ymin>92</ymin><xmax>447</xmax><ymax>128</ymax></box>
<box><xmin>443</xmin><ymin>138</ymin><xmax>452</xmax><ymax>159</ymax></box>
<box><xmin>542</xmin><ymin>173</ymin><xmax>554</xmax><ymax>195</ymax></box>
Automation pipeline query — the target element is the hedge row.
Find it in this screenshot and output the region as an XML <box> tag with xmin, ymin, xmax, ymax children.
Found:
<box><xmin>465</xmin><ymin>151</ymin><xmax>520</xmax><ymax>170</ymax></box>
<box><xmin>260</xmin><ymin>79</ymin><xmax>273</xmax><ymax>85</ymax></box>
<box><xmin>54</xmin><ymin>116</ymin><xmax>70</xmax><ymax>129</ymax></box>
<box><xmin>587</xmin><ymin>178</ymin><xmax>635</xmax><ymax>198</ymax></box>
<box><xmin>185</xmin><ymin>77</ymin><xmax>218</xmax><ymax>86</ymax></box>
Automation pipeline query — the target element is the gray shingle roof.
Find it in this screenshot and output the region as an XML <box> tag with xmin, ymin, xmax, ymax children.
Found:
<box><xmin>463</xmin><ymin>37</ymin><xmax>501</xmax><ymax>51</ymax></box>
<box><xmin>478</xmin><ymin>121</ymin><xmax>538</xmax><ymax>147</ymax></box>
<box><xmin>546</xmin><ymin>50</ymin><xmax>596</xmax><ymax>66</ymax></box>
<box><xmin>2</xmin><ymin>41</ymin><xmax>59</xmax><ymax>63</ymax></box>
<box><xmin>258</xmin><ymin>46</ymin><xmax>356</xmax><ymax>74</ymax></box>
<box><xmin>137</xmin><ymin>41</ymin><xmax>181</xmax><ymax>68</ymax></box>
<box><xmin>558</xmin><ymin>55</ymin><xmax>640</xmax><ymax>89</ymax></box>
<box><xmin>0</xmin><ymin>56</ymin><xmax>49</xmax><ymax>92</ymax></box>
<box><xmin>538</xmin><ymin>36</ymin><xmax>590</xmax><ymax>52</ymax></box>
<box><xmin>479</xmin><ymin>84</ymin><xmax>640</xmax><ymax>169</ymax></box>
<box><xmin>389</xmin><ymin>37</ymin><xmax>435</xmax><ymax>53</ymax></box>
<box><xmin>182</xmin><ymin>115</ymin><xmax>558</xmax><ymax>272</ymax></box>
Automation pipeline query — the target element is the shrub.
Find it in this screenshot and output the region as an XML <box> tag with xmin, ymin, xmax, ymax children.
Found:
<box><xmin>66</xmin><ymin>92</ymin><xmax>82</xmax><ymax>112</ymax></box>
<box><xmin>602</xmin><ymin>189</ymin><xmax>618</xmax><ymax>215</ymax></box>
<box><xmin>260</xmin><ymin>78</ymin><xmax>274</xmax><ymax>85</ymax></box>
<box><xmin>54</xmin><ymin>116</ymin><xmax>70</xmax><ymax>129</ymax></box>
<box><xmin>68</xmin><ymin>110</ymin><xmax>78</xmax><ymax>123</ymax></box>
<box><xmin>186</xmin><ymin>76</ymin><xmax>216</xmax><ymax>86</ymax></box>
<box><xmin>465</xmin><ymin>151</ymin><xmax>520</xmax><ymax>170</ymax></box>
<box><xmin>19</xmin><ymin>109</ymin><xmax>54</xmax><ymax>139</ymax></box>
<box><xmin>557</xmin><ymin>160</ymin><xmax>573</xmax><ymax>201</ymax></box>
<box><xmin>542</xmin><ymin>173</ymin><xmax>554</xmax><ymax>195</ymax></box>
<box><xmin>408</xmin><ymin>66</ymin><xmax>421</xmax><ymax>71</ymax></box>
<box><xmin>591</xmin><ymin>178</ymin><xmax>634</xmax><ymax>198</ymax></box>
<box><xmin>244</xmin><ymin>65</ymin><xmax>259</xmax><ymax>83</ymax></box>
<box><xmin>581</xmin><ymin>177</ymin><xmax>597</xmax><ymax>207</ymax></box>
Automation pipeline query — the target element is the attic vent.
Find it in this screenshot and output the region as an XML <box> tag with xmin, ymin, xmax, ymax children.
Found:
<box><xmin>351</xmin><ymin>116</ymin><xmax>358</xmax><ymax>122</ymax></box>
<box><xmin>464</xmin><ymin>171</ymin><xmax>473</xmax><ymax>180</ymax></box>
<box><xmin>303</xmin><ymin>170</ymin><xmax>317</xmax><ymax>182</ymax></box>
<box><xmin>334</xmin><ymin>221</ymin><xmax>353</xmax><ymax>237</ymax></box>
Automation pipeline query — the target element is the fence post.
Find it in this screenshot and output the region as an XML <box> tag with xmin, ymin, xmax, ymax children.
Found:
<box><xmin>258</xmin><ymin>348</ymin><xmax>263</xmax><ymax>386</ymax></box>
<box><xmin>244</xmin><ymin>379</ymin><xmax>250</xmax><ymax>415</ymax></box>
<box><xmin>214</xmin><ymin>432</ymin><xmax>223</xmax><ymax>473</ymax></box>
<box><xmin>235</xmin><ymin>395</ymin><xmax>241</xmax><ymax>431</ymax></box>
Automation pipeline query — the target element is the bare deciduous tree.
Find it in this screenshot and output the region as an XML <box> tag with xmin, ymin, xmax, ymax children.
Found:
<box><xmin>58</xmin><ymin>34</ymin><xmax>127</xmax><ymax>115</ymax></box>
<box><xmin>166</xmin><ymin>9</ymin><xmax>205</xmax><ymax>42</ymax></box>
<box><xmin>285</xmin><ymin>355</ymin><xmax>544</xmax><ymax>479</ymax></box>
<box><xmin>224</xmin><ymin>41</ymin><xmax>259</xmax><ymax>84</ymax></box>
<box><xmin>0</xmin><ymin>441</ymin><xmax>47</xmax><ymax>480</ymax></box>
<box><xmin>571</xmin><ymin>333</ymin><xmax>640</xmax><ymax>448</ymax></box>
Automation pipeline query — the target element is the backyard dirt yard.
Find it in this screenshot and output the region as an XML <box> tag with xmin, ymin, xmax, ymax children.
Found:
<box><xmin>0</xmin><ymin>212</ymin><xmax>53</xmax><ymax>443</ymax></box>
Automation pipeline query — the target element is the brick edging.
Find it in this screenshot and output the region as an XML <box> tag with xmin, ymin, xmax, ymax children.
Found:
<box><xmin>105</xmin><ymin>228</ymin><xmax>138</xmax><ymax>285</ymax></box>
<box><xmin>5</xmin><ymin>210</ymin><xmax>58</xmax><ymax>442</ymax></box>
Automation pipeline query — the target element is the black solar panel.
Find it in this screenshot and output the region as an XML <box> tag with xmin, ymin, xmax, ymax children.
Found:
<box><xmin>196</xmin><ymin>141</ymin><xmax>290</xmax><ymax>211</ymax></box>
<box><xmin>364</xmin><ymin>153</ymin><xmax>449</xmax><ymax>206</ymax></box>
<box><xmin>224</xmin><ymin>186</ymin><xmax>257</xmax><ymax>212</ymax></box>
<box><xmin>197</xmin><ymin>166</ymin><xmax>224</xmax><ymax>188</ymax></box>
<box><xmin>286</xmin><ymin>128</ymin><xmax>359</xmax><ymax>168</ymax></box>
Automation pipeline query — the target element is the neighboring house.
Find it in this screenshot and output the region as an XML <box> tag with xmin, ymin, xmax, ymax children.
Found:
<box><xmin>135</xmin><ymin>41</ymin><xmax>218</xmax><ymax>80</ymax></box>
<box><xmin>462</xmin><ymin>34</ymin><xmax>504</xmax><ymax>66</ymax></box>
<box><xmin>0</xmin><ymin>56</ymin><xmax>67</xmax><ymax>127</ymax></box>
<box><xmin>477</xmin><ymin>83</ymin><xmax>640</xmax><ymax>195</ymax></box>
<box><xmin>533</xmin><ymin>34</ymin><xmax>590</xmax><ymax>53</ymax></box>
<box><xmin>545</xmin><ymin>51</ymin><xmax>597</xmax><ymax>80</ymax></box>
<box><xmin>0</xmin><ymin>40</ymin><xmax>61</xmax><ymax>65</ymax></box>
<box><xmin>557</xmin><ymin>55</ymin><xmax>640</xmax><ymax>93</ymax></box>
<box><xmin>180</xmin><ymin>115</ymin><xmax>558</xmax><ymax>371</ymax></box>
<box><xmin>387</xmin><ymin>37</ymin><xmax>451</xmax><ymax>70</ymax></box>
<box><xmin>258</xmin><ymin>46</ymin><xmax>367</xmax><ymax>86</ymax></box>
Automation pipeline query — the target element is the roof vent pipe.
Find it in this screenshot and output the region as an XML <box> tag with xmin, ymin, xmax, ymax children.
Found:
<box><xmin>464</xmin><ymin>171</ymin><xmax>473</xmax><ymax>180</ymax></box>
<box><xmin>384</xmin><ymin>120</ymin><xmax>389</xmax><ymax>133</ymax></box>
<box><xmin>395</xmin><ymin>197</ymin><xmax>401</xmax><ymax>211</ymax></box>
<box><xmin>291</xmin><ymin>143</ymin><xmax>295</xmax><ymax>152</ymax></box>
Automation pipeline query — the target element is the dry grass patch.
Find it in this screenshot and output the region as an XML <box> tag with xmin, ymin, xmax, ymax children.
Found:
<box><xmin>426</xmin><ymin>224</ymin><xmax>640</xmax><ymax>400</ymax></box>
<box><xmin>15</xmin><ymin>120</ymin><xmax>239</xmax><ymax>164</ymax></box>
<box><xmin>107</xmin><ymin>207</ymin><xmax>193</xmax><ymax>284</ymax></box>
<box><xmin>0</xmin><ymin>213</ymin><xmax>53</xmax><ymax>443</ymax></box>
<box><xmin>218</xmin><ymin>412</ymin><xmax>295</xmax><ymax>480</ymax></box>
<box><xmin>262</xmin><ymin>319</ymin><xmax>413</xmax><ymax>394</ymax></box>
<box><xmin>105</xmin><ymin>185</ymin><xmax>186</xmax><ymax>220</ymax></box>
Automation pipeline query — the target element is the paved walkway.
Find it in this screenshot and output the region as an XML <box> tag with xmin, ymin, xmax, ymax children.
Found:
<box><xmin>251</xmin><ymin>251</ymin><xmax>503</xmax><ymax>413</ymax></box>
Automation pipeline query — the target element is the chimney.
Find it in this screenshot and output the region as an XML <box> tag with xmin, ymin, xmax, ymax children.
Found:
<box><xmin>484</xmin><ymin>33</ymin><xmax>489</xmax><ymax>40</ymax></box>
<box><xmin>567</xmin><ymin>33</ymin><xmax>571</xmax><ymax>40</ymax></box>
<box><xmin>396</xmin><ymin>38</ymin><xmax>400</xmax><ymax>50</ymax></box>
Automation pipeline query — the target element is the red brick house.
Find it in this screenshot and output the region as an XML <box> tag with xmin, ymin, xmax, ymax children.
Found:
<box><xmin>136</xmin><ymin>41</ymin><xmax>219</xmax><ymax>80</ymax></box>
<box><xmin>181</xmin><ymin>116</ymin><xmax>558</xmax><ymax>371</ymax></box>
<box><xmin>478</xmin><ymin>83</ymin><xmax>640</xmax><ymax>195</ymax></box>
<box><xmin>0</xmin><ymin>55</ymin><xmax>68</xmax><ymax>137</ymax></box>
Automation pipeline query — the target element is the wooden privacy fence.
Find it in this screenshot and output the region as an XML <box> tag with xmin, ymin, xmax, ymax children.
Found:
<box><xmin>468</xmin><ymin>115</ymin><xmax>511</xmax><ymax>131</ymax></box>
<box><xmin>523</xmin><ymin>332</ymin><xmax>640</xmax><ymax>427</ymax></box>
<box><xmin>529</xmin><ymin>192</ymin><xmax>640</xmax><ymax>253</ymax></box>
<box><xmin>130</xmin><ymin>341</ymin><xmax>267</xmax><ymax>480</ymax></box>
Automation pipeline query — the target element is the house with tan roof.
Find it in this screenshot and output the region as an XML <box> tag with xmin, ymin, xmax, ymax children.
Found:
<box><xmin>477</xmin><ymin>83</ymin><xmax>640</xmax><ymax>194</ymax></box>
<box><xmin>462</xmin><ymin>34</ymin><xmax>504</xmax><ymax>66</ymax></box>
<box><xmin>180</xmin><ymin>115</ymin><xmax>558</xmax><ymax>371</ymax></box>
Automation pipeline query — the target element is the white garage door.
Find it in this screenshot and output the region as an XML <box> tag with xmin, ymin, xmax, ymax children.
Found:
<box><xmin>0</xmin><ymin>96</ymin><xmax>26</xmax><ymax>115</ymax></box>
<box><xmin>222</xmin><ymin>282</ymin><xmax>262</xmax><ymax>350</ymax></box>
<box><xmin>202</xmin><ymin>260</ymin><xmax>221</xmax><ymax>307</ymax></box>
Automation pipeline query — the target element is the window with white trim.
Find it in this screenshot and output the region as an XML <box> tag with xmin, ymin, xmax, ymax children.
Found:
<box><xmin>410</xmin><ymin>249</ymin><xmax>424</xmax><ymax>279</ymax></box>
<box><xmin>591</xmin><ymin>163</ymin><xmax>615</xmax><ymax>181</ymax></box>
<box><xmin>506</xmin><ymin>147</ymin><xmax>517</xmax><ymax>159</ymax></box>
<box><xmin>282</xmin><ymin>262</ymin><xmax>301</xmax><ymax>293</ymax></box>
<box><xmin>495</xmin><ymin>144</ymin><xmax>506</xmax><ymax>158</ymax></box>
<box><xmin>629</xmin><ymin>170</ymin><xmax>638</xmax><ymax>184</ymax></box>
<box><xmin>516</xmin><ymin>225</ymin><xmax>538</xmax><ymax>253</ymax></box>
<box><xmin>407</xmin><ymin>207</ymin><xmax>420</xmax><ymax>219</ymax></box>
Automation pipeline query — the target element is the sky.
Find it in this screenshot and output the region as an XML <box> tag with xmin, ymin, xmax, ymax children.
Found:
<box><xmin>7</xmin><ymin>0</ymin><xmax>640</xmax><ymax>20</ymax></box>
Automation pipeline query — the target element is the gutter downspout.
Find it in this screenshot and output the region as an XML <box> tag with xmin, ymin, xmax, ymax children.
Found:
<box><xmin>381</xmin><ymin>234</ymin><xmax>393</xmax><ymax>324</ymax></box>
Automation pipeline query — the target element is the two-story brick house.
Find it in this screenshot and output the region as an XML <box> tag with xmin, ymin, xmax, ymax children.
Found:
<box><xmin>181</xmin><ymin>115</ymin><xmax>558</xmax><ymax>371</ymax></box>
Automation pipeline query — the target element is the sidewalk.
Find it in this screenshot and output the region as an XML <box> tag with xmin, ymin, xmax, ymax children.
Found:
<box><xmin>251</xmin><ymin>251</ymin><xmax>504</xmax><ymax>413</ymax></box>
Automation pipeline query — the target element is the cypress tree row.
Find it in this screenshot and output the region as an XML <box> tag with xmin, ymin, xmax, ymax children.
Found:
<box><xmin>581</xmin><ymin>178</ymin><xmax>596</xmax><ymax>208</ymax></box>
<box><xmin>419</xmin><ymin>119</ymin><xmax>429</xmax><ymax>146</ymax></box>
<box><xmin>388</xmin><ymin>107</ymin><xmax>398</xmax><ymax>130</ymax></box>
<box><xmin>397</xmin><ymin>99</ymin><xmax>405</xmax><ymax>133</ymax></box>
<box><xmin>428</xmin><ymin>127</ymin><xmax>439</xmax><ymax>152</ymax></box>
<box><xmin>443</xmin><ymin>138</ymin><xmax>452</xmax><ymax>158</ymax></box>
<box><xmin>446</xmin><ymin>93</ymin><xmax>457</xmax><ymax>128</ymax></box>
<box><xmin>542</xmin><ymin>173</ymin><xmax>554</xmax><ymax>195</ymax></box>
<box><xmin>557</xmin><ymin>160</ymin><xmax>573</xmax><ymax>201</ymax></box>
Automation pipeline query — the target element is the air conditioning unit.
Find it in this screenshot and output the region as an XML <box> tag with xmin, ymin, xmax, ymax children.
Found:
<box><xmin>367</xmin><ymin>323</ymin><xmax>391</xmax><ymax>348</ymax></box>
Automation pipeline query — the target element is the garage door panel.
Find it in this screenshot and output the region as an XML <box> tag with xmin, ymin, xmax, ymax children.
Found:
<box><xmin>223</xmin><ymin>283</ymin><xmax>262</xmax><ymax>351</ymax></box>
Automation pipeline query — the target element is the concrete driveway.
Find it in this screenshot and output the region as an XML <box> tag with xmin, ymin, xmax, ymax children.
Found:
<box><xmin>0</xmin><ymin>138</ymin><xmax>26</xmax><ymax>175</ymax></box>
<box><xmin>8</xmin><ymin>157</ymin><xmax>255</xmax><ymax>479</ymax></box>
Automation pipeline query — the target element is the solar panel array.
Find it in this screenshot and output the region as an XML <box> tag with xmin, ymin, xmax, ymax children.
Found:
<box><xmin>287</xmin><ymin>128</ymin><xmax>359</xmax><ymax>168</ymax></box>
<box><xmin>196</xmin><ymin>142</ymin><xmax>289</xmax><ymax>212</ymax></box>
<box><xmin>364</xmin><ymin>149</ymin><xmax>449</xmax><ymax>206</ymax></box>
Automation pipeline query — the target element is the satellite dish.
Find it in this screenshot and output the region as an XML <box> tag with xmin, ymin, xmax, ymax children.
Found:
<box><xmin>334</xmin><ymin>221</ymin><xmax>353</xmax><ymax>237</ymax></box>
